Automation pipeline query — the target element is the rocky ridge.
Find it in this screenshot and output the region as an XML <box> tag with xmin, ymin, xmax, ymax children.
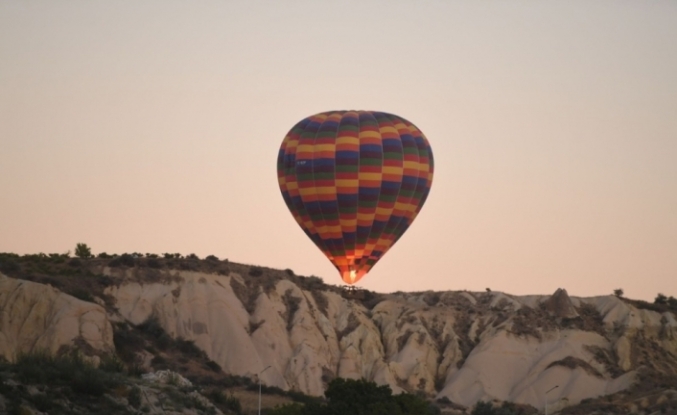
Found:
<box><xmin>0</xmin><ymin>254</ymin><xmax>676</xmax><ymax>414</ymax></box>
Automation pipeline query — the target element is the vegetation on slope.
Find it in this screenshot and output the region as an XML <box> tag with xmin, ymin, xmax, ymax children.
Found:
<box><xmin>0</xmin><ymin>249</ymin><xmax>387</xmax><ymax>313</ymax></box>
<box><xmin>0</xmin><ymin>351</ymin><xmax>226</xmax><ymax>415</ymax></box>
<box><xmin>267</xmin><ymin>378</ymin><xmax>438</xmax><ymax>415</ymax></box>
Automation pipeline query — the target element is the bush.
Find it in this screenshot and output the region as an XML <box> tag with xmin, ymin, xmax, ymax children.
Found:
<box><xmin>109</xmin><ymin>254</ymin><xmax>135</xmax><ymax>267</ymax></box>
<box><xmin>176</xmin><ymin>338</ymin><xmax>204</xmax><ymax>358</ymax></box>
<box><xmin>147</xmin><ymin>258</ymin><xmax>162</xmax><ymax>269</ymax></box>
<box><xmin>30</xmin><ymin>393</ymin><xmax>58</xmax><ymax>412</ymax></box>
<box><xmin>71</xmin><ymin>367</ymin><xmax>109</xmax><ymax>396</ymax></box>
<box><xmin>129</xmin><ymin>386</ymin><xmax>142</xmax><ymax>408</ymax></box>
<box><xmin>297</xmin><ymin>275</ymin><xmax>325</xmax><ymax>290</ymax></box>
<box><xmin>75</xmin><ymin>243</ymin><xmax>92</xmax><ymax>259</ymax></box>
<box><xmin>267</xmin><ymin>378</ymin><xmax>437</xmax><ymax>415</ymax></box>
<box><xmin>208</xmin><ymin>390</ymin><xmax>242</xmax><ymax>414</ymax></box>
<box><xmin>13</xmin><ymin>352</ymin><xmax>121</xmax><ymax>397</ymax></box>
<box><xmin>0</xmin><ymin>258</ymin><xmax>20</xmax><ymax>273</ymax></box>
<box><xmin>669</xmin><ymin>296</ymin><xmax>677</xmax><ymax>309</ymax></box>
<box><xmin>206</xmin><ymin>255</ymin><xmax>219</xmax><ymax>261</ymax></box>
<box><xmin>247</xmin><ymin>383</ymin><xmax>286</xmax><ymax>395</ymax></box>
<box><xmin>472</xmin><ymin>401</ymin><xmax>496</xmax><ymax>415</ymax></box>
<box><xmin>225</xmin><ymin>394</ymin><xmax>243</xmax><ymax>414</ymax></box>
<box><xmin>137</xmin><ymin>317</ymin><xmax>173</xmax><ymax>350</ymax></box>
<box><xmin>216</xmin><ymin>374</ymin><xmax>252</xmax><ymax>388</ymax></box>
<box><xmin>138</xmin><ymin>317</ymin><xmax>166</xmax><ymax>338</ymax></box>
<box><xmin>112</xmin><ymin>323</ymin><xmax>145</xmax><ymax>364</ymax></box>
<box><xmin>71</xmin><ymin>288</ymin><xmax>94</xmax><ymax>302</ymax></box>
<box><xmin>249</xmin><ymin>266</ymin><xmax>264</xmax><ymax>277</ymax></box>
<box><xmin>100</xmin><ymin>355</ymin><xmax>125</xmax><ymax>373</ymax></box>
<box><xmin>205</xmin><ymin>360</ymin><xmax>221</xmax><ymax>372</ymax></box>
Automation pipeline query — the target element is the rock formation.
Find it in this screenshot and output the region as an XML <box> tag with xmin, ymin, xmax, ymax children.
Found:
<box><xmin>541</xmin><ymin>288</ymin><xmax>579</xmax><ymax>319</ymax></box>
<box><xmin>1</xmin><ymin>261</ymin><xmax>676</xmax><ymax>413</ymax></box>
<box><xmin>0</xmin><ymin>274</ymin><xmax>114</xmax><ymax>360</ymax></box>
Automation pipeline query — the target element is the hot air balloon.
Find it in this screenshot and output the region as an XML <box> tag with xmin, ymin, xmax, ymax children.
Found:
<box><xmin>277</xmin><ymin>111</ymin><xmax>434</xmax><ymax>285</ymax></box>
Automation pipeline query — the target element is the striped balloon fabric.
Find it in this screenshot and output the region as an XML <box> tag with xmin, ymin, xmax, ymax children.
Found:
<box><xmin>277</xmin><ymin>111</ymin><xmax>434</xmax><ymax>285</ymax></box>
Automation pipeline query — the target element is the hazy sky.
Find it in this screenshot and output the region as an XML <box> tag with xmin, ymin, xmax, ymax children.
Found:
<box><xmin>1</xmin><ymin>1</ymin><xmax>676</xmax><ymax>300</ymax></box>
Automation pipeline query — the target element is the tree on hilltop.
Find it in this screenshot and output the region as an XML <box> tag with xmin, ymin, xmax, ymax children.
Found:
<box><xmin>75</xmin><ymin>243</ymin><xmax>92</xmax><ymax>259</ymax></box>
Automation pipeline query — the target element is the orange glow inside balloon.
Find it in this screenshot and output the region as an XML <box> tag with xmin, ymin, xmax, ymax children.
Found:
<box><xmin>339</xmin><ymin>262</ymin><xmax>367</xmax><ymax>285</ymax></box>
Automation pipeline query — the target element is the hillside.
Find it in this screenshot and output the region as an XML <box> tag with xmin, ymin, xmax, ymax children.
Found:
<box><xmin>0</xmin><ymin>252</ymin><xmax>676</xmax><ymax>414</ymax></box>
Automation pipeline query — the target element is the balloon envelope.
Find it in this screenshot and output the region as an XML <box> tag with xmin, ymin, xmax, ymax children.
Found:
<box><xmin>277</xmin><ymin>111</ymin><xmax>434</xmax><ymax>284</ymax></box>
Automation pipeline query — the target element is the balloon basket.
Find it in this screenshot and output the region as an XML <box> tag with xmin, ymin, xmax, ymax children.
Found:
<box><xmin>341</xmin><ymin>285</ymin><xmax>365</xmax><ymax>300</ymax></box>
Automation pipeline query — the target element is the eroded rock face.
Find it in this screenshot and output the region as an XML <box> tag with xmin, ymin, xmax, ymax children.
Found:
<box><xmin>2</xmin><ymin>268</ymin><xmax>676</xmax><ymax>412</ymax></box>
<box><xmin>0</xmin><ymin>273</ymin><xmax>114</xmax><ymax>360</ymax></box>
<box><xmin>542</xmin><ymin>288</ymin><xmax>579</xmax><ymax>319</ymax></box>
<box><xmin>101</xmin><ymin>269</ymin><xmax>677</xmax><ymax>411</ymax></box>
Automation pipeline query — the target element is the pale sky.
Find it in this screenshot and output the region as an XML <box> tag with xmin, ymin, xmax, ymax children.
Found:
<box><xmin>1</xmin><ymin>1</ymin><xmax>676</xmax><ymax>301</ymax></box>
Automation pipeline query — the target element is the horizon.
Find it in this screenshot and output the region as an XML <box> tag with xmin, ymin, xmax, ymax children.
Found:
<box><xmin>1</xmin><ymin>1</ymin><xmax>675</xmax><ymax>302</ymax></box>
<box><xmin>0</xmin><ymin>249</ymin><xmax>669</xmax><ymax>303</ymax></box>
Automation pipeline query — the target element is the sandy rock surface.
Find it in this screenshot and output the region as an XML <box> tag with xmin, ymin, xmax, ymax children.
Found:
<box><xmin>103</xmin><ymin>271</ymin><xmax>677</xmax><ymax>410</ymax></box>
<box><xmin>0</xmin><ymin>273</ymin><xmax>114</xmax><ymax>360</ymax></box>
<box><xmin>2</xmin><ymin>268</ymin><xmax>676</xmax><ymax>412</ymax></box>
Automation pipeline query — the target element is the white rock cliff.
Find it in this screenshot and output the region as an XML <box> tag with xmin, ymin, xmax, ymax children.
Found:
<box><xmin>0</xmin><ymin>274</ymin><xmax>114</xmax><ymax>360</ymax></box>
<box><xmin>1</xmin><ymin>268</ymin><xmax>676</xmax><ymax>412</ymax></box>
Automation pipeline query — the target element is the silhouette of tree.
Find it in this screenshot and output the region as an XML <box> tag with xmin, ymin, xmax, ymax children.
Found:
<box><xmin>75</xmin><ymin>243</ymin><xmax>92</xmax><ymax>259</ymax></box>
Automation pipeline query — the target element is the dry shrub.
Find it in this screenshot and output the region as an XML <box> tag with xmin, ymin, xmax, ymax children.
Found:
<box><xmin>337</xmin><ymin>313</ymin><xmax>360</xmax><ymax>340</ymax></box>
<box><xmin>584</xmin><ymin>345</ymin><xmax>624</xmax><ymax>378</ymax></box>
<box><xmin>396</xmin><ymin>329</ymin><xmax>414</xmax><ymax>351</ymax></box>
<box><xmin>416</xmin><ymin>332</ymin><xmax>427</xmax><ymax>345</ymax></box>
<box><xmin>358</xmin><ymin>290</ymin><xmax>386</xmax><ymax>309</ymax></box>
<box><xmin>561</xmin><ymin>302</ymin><xmax>606</xmax><ymax>337</ymax></box>
<box><xmin>229</xmin><ymin>277</ymin><xmax>258</xmax><ymax>314</ymax></box>
<box><xmin>423</xmin><ymin>291</ymin><xmax>441</xmax><ymax>306</ymax></box>
<box><xmin>295</xmin><ymin>275</ymin><xmax>325</xmax><ymax>290</ymax></box>
<box><xmin>509</xmin><ymin>306</ymin><xmax>558</xmax><ymax>340</ymax></box>
<box><xmin>452</xmin><ymin>307</ymin><xmax>479</xmax><ymax>369</ymax></box>
<box><xmin>282</xmin><ymin>289</ymin><xmax>302</xmax><ymax>331</ymax></box>
<box><xmin>311</xmin><ymin>290</ymin><xmax>329</xmax><ymax>317</ymax></box>
<box><xmin>546</xmin><ymin>356</ymin><xmax>603</xmax><ymax>378</ymax></box>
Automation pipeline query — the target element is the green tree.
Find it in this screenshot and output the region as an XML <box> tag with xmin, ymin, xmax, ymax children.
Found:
<box><xmin>268</xmin><ymin>378</ymin><xmax>435</xmax><ymax>415</ymax></box>
<box><xmin>613</xmin><ymin>288</ymin><xmax>624</xmax><ymax>297</ymax></box>
<box><xmin>395</xmin><ymin>393</ymin><xmax>432</xmax><ymax>415</ymax></box>
<box><xmin>668</xmin><ymin>296</ymin><xmax>677</xmax><ymax>309</ymax></box>
<box><xmin>472</xmin><ymin>401</ymin><xmax>496</xmax><ymax>415</ymax></box>
<box><xmin>324</xmin><ymin>378</ymin><xmax>399</xmax><ymax>415</ymax></box>
<box><xmin>74</xmin><ymin>243</ymin><xmax>92</xmax><ymax>259</ymax></box>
